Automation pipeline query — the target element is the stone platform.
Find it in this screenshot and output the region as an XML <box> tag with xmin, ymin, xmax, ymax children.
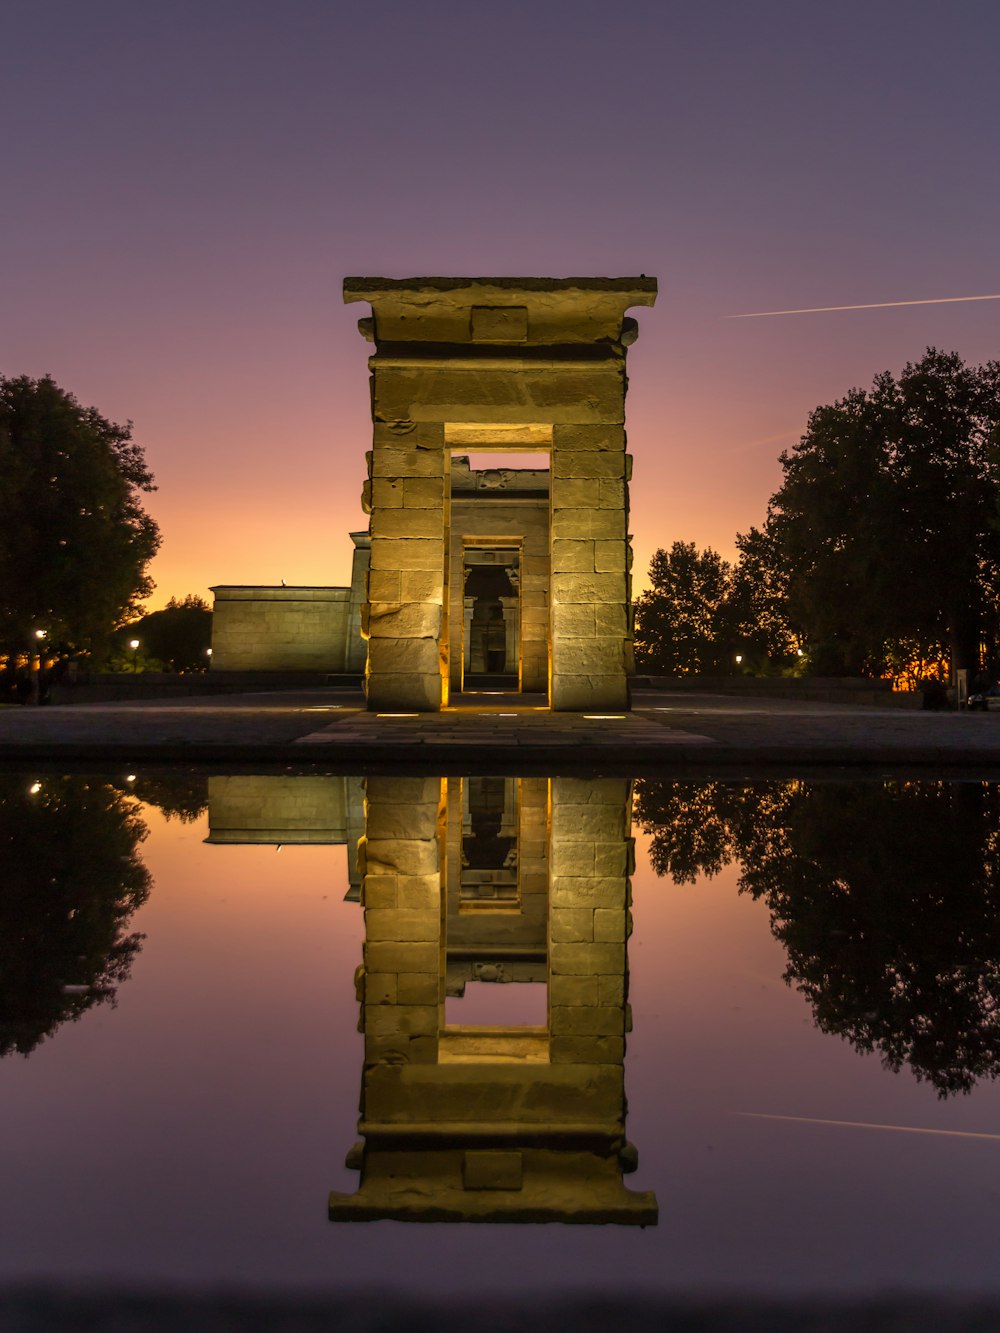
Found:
<box><xmin>2</xmin><ymin>689</ymin><xmax>1000</xmax><ymax>774</ymax></box>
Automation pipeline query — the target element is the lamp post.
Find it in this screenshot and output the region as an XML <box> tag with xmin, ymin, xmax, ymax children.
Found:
<box><xmin>29</xmin><ymin>629</ymin><xmax>46</xmax><ymax>705</ymax></box>
<box><xmin>129</xmin><ymin>638</ymin><xmax>140</xmax><ymax>672</ymax></box>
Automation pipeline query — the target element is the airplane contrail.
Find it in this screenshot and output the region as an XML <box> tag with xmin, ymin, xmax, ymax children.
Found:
<box><xmin>736</xmin><ymin>1111</ymin><xmax>1000</xmax><ymax>1142</ymax></box>
<box><xmin>727</xmin><ymin>293</ymin><xmax>1000</xmax><ymax>318</ymax></box>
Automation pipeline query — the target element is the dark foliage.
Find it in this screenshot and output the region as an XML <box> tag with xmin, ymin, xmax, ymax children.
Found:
<box><xmin>0</xmin><ymin>776</ymin><xmax>151</xmax><ymax>1058</ymax></box>
<box><xmin>0</xmin><ymin>375</ymin><xmax>160</xmax><ymax>657</ymax></box>
<box><xmin>117</xmin><ymin>595</ymin><xmax>212</xmax><ymax>671</ymax></box>
<box><xmin>765</xmin><ymin>348</ymin><xmax>1000</xmax><ymax>676</ymax></box>
<box><xmin>635</xmin><ymin>778</ymin><xmax>1000</xmax><ymax>1096</ymax></box>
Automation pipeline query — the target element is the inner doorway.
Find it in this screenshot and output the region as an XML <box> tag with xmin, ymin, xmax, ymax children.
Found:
<box><xmin>462</xmin><ymin>547</ymin><xmax>519</xmax><ymax>692</ymax></box>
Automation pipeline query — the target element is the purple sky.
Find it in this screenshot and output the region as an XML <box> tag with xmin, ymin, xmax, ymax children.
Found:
<box><xmin>3</xmin><ymin>0</ymin><xmax>998</xmax><ymax>604</ymax></box>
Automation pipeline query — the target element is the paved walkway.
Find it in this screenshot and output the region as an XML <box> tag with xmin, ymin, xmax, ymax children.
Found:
<box><xmin>2</xmin><ymin>688</ymin><xmax>1000</xmax><ymax>773</ymax></box>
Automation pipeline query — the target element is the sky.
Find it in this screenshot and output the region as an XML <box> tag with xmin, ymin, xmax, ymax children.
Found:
<box><xmin>2</xmin><ymin>0</ymin><xmax>998</xmax><ymax>608</ymax></box>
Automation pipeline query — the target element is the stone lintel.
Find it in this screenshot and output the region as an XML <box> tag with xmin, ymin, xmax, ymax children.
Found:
<box><xmin>345</xmin><ymin>276</ymin><xmax>657</xmax><ymax>297</ymax></box>
<box><xmin>345</xmin><ymin>276</ymin><xmax>656</xmax><ymax>347</ymax></box>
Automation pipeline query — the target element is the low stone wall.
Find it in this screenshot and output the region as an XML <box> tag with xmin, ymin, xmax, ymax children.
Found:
<box><xmin>210</xmin><ymin>586</ymin><xmax>355</xmax><ymax>671</ymax></box>
<box><xmin>634</xmin><ymin>675</ymin><xmax>926</xmax><ymax>708</ymax></box>
<box><xmin>48</xmin><ymin>670</ymin><xmax>360</xmax><ymax>704</ymax></box>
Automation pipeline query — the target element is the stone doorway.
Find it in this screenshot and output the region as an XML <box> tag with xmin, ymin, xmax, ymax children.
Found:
<box><xmin>462</xmin><ymin>547</ymin><xmax>519</xmax><ymax>691</ymax></box>
<box><xmin>346</xmin><ymin>275</ymin><xmax>657</xmax><ymax>712</ymax></box>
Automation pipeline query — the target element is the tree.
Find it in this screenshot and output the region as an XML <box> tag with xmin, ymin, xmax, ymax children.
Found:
<box><xmin>116</xmin><ymin>595</ymin><xmax>212</xmax><ymax>671</ymax></box>
<box><xmin>119</xmin><ymin>771</ymin><xmax>208</xmax><ymax>822</ymax></box>
<box><xmin>635</xmin><ymin>777</ymin><xmax>1000</xmax><ymax>1096</ymax></box>
<box><xmin>634</xmin><ymin>542</ymin><xmax>735</xmax><ymax>674</ymax></box>
<box><xmin>728</xmin><ymin>525</ymin><xmax>799</xmax><ymax>669</ymax></box>
<box><xmin>765</xmin><ymin>349</ymin><xmax>1000</xmax><ymax>678</ymax></box>
<box><xmin>0</xmin><ymin>375</ymin><xmax>161</xmax><ymax>658</ymax></box>
<box><xmin>0</xmin><ymin>776</ymin><xmax>151</xmax><ymax>1058</ymax></box>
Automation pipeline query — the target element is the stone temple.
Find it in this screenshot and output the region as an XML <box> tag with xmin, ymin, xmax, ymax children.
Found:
<box><xmin>210</xmin><ymin>276</ymin><xmax>657</xmax><ymax>711</ymax></box>
<box><xmin>207</xmin><ymin>772</ymin><xmax>656</xmax><ymax>1225</ymax></box>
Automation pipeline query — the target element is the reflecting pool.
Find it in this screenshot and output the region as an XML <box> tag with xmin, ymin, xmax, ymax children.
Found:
<box><xmin>1</xmin><ymin>772</ymin><xmax>999</xmax><ymax>1297</ymax></box>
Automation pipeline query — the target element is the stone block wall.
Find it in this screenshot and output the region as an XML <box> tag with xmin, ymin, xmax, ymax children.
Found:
<box><xmin>449</xmin><ymin>499</ymin><xmax>549</xmax><ymax>693</ymax></box>
<box><xmin>329</xmin><ymin>770</ymin><xmax>655</xmax><ymax>1224</ymax></box>
<box><xmin>210</xmin><ymin>586</ymin><xmax>353</xmax><ymax>671</ymax></box>
<box><xmin>357</xmin><ymin>776</ymin><xmax>444</xmax><ymax>1070</ymax></box>
<box><xmin>443</xmin><ymin>776</ymin><xmax>549</xmax><ymax>993</ymax></box>
<box><xmin>363</xmin><ymin>424</ymin><xmax>450</xmax><ymax>709</ymax></box>
<box><xmin>345</xmin><ymin>277</ymin><xmax>656</xmax><ymax>711</ymax></box>
<box><xmin>549</xmin><ymin>426</ymin><xmax>632</xmax><ymax>710</ymax></box>
<box><xmin>206</xmin><ymin>775</ymin><xmax>361</xmax><ymax>844</ymax></box>
<box><xmin>548</xmin><ymin>776</ymin><xmax>633</xmax><ymax>1066</ymax></box>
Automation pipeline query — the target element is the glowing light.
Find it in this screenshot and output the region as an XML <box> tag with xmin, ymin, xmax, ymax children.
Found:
<box><xmin>727</xmin><ymin>293</ymin><xmax>1000</xmax><ymax>318</ymax></box>
<box><xmin>735</xmin><ymin>654</ymin><xmax>743</xmax><ymax>664</ymax></box>
<box><xmin>583</xmin><ymin>714</ymin><xmax>627</xmax><ymax>720</ymax></box>
<box><xmin>376</xmin><ymin>712</ymin><xmax>419</xmax><ymax>718</ymax></box>
<box><xmin>129</xmin><ymin>639</ymin><xmax>140</xmax><ymax>650</ymax></box>
<box><xmin>34</xmin><ymin>629</ymin><xmax>46</xmax><ymax>640</ymax></box>
<box><xmin>28</xmin><ymin>781</ymin><xmax>42</xmax><ymax>795</ymax></box>
<box><xmin>126</xmin><ymin>774</ymin><xmax>136</xmax><ymax>783</ymax></box>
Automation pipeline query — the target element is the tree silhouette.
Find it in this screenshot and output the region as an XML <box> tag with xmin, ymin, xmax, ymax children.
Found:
<box><xmin>0</xmin><ymin>776</ymin><xmax>151</xmax><ymax>1058</ymax></box>
<box><xmin>764</xmin><ymin>348</ymin><xmax>1000</xmax><ymax>677</ymax></box>
<box><xmin>116</xmin><ymin>771</ymin><xmax>208</xmax><ymax>822</ymax></box>
<box><xmin>634</xmin><ymin>542</ymin><xmax>735</xmax><ymax>674</ymax></box>
<box><xmin>116</xmin><ymin>595</ymin><xmax>212</xmax><ymax>672</ymax></box>
<box><xmin>0</xmin><ymin>375</ymin><xmax>160</xmax><ymax>658</ymax></box>
<box><xmin>635</xmin><ymin>778</ymin><xmax>1000</xmax><ymax>1095</ymax></box>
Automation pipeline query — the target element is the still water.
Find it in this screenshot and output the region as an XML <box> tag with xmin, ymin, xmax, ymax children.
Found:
<box><xmin>1</xmin><ymin>772</ymin><xmax>998</xmax><ymax>1297</ymax></box>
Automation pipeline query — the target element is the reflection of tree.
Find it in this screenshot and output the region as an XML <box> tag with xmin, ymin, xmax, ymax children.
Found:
<box><xmin>115</xmin><ymin>771</ymin><xmax>208</xmax><ymax>822</ymax></box>
<box><xmin>0</xmin><ymin>776</ymin><xmax>151</xmax><ymax>1057</ymax></box>
<box><xmin>635</xmin><ymin>779</ymin><xmax>1000</xmax><ymax>1096</ymax></box>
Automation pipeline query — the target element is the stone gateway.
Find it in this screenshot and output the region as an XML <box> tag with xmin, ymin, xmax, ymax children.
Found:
<box><xmin>209</xmin><ymin>276</ymin><xmax>656</xmax><ymax>710</ymax></box>
<box><xmin>348</xmin><ymin>276</ymin><xmax>657</xmax><ymax>711</ymax></box>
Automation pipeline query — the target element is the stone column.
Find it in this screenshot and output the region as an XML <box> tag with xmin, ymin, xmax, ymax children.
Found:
<box><xmin>364</xmin><ymin>421</ymin><xmax>449</xmax><ymax>711</ymax></box>
<box><xmin>548</xmin><ymin>776</ymin><xmax>632</xmax><ymax>1069</ymax></box>
<box><xmin>463</xmin><ymin>596</ymin><xmax>475</xmax><ymax>683</ymax></box>
<box><xmin>499</xmin><ymin>594</ymin><xmax>519</xmax><ymax>675</ymax></box>
<box><xmin>549</xmin><ymin>425</ymin><xmax>630</xmax><ymax>711</ymax></box>
<box><xmin>345</xmin><ymin>532</ymin><xmax>370</xmax><ymax>673</ymax></box>
<box><xmin>357</xmin><ymin>775</ymin><xmax>443</xmax><ymax>1068</ymax></box>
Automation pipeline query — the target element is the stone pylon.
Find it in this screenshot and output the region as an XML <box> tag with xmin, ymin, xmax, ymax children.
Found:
<box><xmin>329</xmin><ymin>774</ymin><xmax>656</xmax><ymax>1225</ymax></box>
<box><xmin>345</xmin><ymin>277</ymin><xmax>657</xmax><ymax>711</ymax></box>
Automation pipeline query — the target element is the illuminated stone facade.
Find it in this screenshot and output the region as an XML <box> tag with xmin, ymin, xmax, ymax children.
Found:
<box><xmin>328</xmin><ymin>775</ymin><xmax>656</xmax><ymax>1225</ymax></box>
<box><xmin>347</xmin><ymin>276</ymin><xmax>657</xmax><ymax>711</ymax></box>
<box><xmin>209</xmin><ymin>533</ymin><xmax>370</xmax><ymax>673</ymax></box>
<box><xmin>204</xmin><ymin>771</ymin><xmax>655</xmax><ymax>1224</ymax></box>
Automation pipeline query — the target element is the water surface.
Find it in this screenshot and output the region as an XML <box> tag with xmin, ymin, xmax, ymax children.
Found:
<box><xmin>2</xmin><ymin>772</ymin><xmax>998</xmax><ymax>1297</ymax></box>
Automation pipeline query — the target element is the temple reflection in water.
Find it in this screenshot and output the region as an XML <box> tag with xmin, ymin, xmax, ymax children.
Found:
<box><xmin>207</xmin><ymin>773</ymin><xmax>656</xmax><ymax>1225</ymax></box>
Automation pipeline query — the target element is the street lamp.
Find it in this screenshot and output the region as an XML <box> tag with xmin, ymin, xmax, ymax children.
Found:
<box><xmin>735</xmin><ymin>654</ymin><xmax>743</xmax><ymax>666</ymax></box>
<box><xmin>129</xmin><ymin>638</ymin><xmax>140</xmax><ymax>672</ymax></box>
<box><xmin>29</xmin><ymin>629</ymin><xmax>47</xmax><ymax>705</ymax></box>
